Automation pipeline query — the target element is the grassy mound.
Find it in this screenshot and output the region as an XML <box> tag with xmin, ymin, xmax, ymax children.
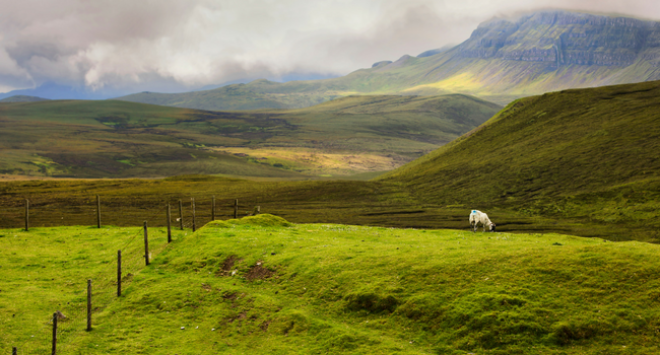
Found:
<box><xmin>4</xmin><ymin>224</ymin><xmax>656</xmax><ymax>354</ymax></box>
<box><xmin>203</xmin><ymin>214</ymin><xmax>293</xmax><ymax>229</ymax></box>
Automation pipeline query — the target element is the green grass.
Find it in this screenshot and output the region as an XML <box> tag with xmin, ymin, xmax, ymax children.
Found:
<box><xmin>2</xmin><ymin>216</ymin><xmax>660</xmax><ymax>354</ymax></box>
<box><xmin>0</xmin><ymin>225</ymin><xmax>188</xmax><ymax>354</ymax></box>
<box><xmin>0</xmin><ymin>95</ymin><xmax>499</xmax><ymax>178</ymax></box>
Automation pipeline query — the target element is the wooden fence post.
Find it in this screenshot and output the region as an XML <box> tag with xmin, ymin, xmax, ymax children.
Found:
<box><xmin>96</xmin><ymin>195</ymin><xmax>101</xmax><ymax>228</ymax></box>
<box><xmin>25</xmin><ymin>199</ymin><xmax>29</xmax><ymax>231</ymax></box>
<box><xmin>117</xmin><ymin>250</ymin><xmax>121</xmax><ymax>297</ymax></box>
<box><xmin>178</xmin><ymin>200</ymin><xmax>183</xmax><ymax>230</ymax></box>
<box><xmin>167</xmin><ymin>204</ymin><xmax>172</xmax><ymax>243</ymax></box>
<box><xmin>192</xmin><ymin>198</ymin><xmax>196</xmax><ymax>232</ymax></box>
<box><xmin>212</xmin><ymin>196</ymin><xmax>216</xmax><ymax>221</ymax></box>
<box><xmin>52</xmin><ymin>312</ymin><xmax>57</xmax><ymax>355</ymax></box>
<box><xmin>234</xmin><ymin>199</ymin><xmax>238</xmax><ymax>219</ymax></box>
<box><xmin>87</xmin><ymin>279</ymin><xmax>92</xmax><ymax>331</ymax></box>
<box><xmin>144</xmin><ymin>221</ymin><xmax>149</xmax><ymax>266</ymax></box>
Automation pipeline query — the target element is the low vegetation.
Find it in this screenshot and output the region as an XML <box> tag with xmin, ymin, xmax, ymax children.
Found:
<box><xmin>2</xmin><ymin>216</ymin><xmax>659</xmax><ymax>354</ymax></box>
<box><xmin>383</xmin><ymin>80</ymin><xmax>660</xmax><ymax>242</ymax></box>
<box><xmin>5</xmin><ymin>81</ymin><xmax>660</xmax><ymax>241</ymax></box>
<box><xmin>0</xmin><ymin>95</ymin><xmax>499</xmax><ymax>178</ymax></box>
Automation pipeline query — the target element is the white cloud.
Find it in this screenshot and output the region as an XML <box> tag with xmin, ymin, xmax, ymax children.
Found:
<box><xmin>0</xmin><ymin>0</ymin><xmax>658</xmax><ymax>94</ymax></box>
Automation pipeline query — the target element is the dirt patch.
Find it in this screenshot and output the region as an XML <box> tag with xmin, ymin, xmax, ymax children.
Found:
<box><xmin>260</xmin><ymin>320</ymin><xmax>271</xmax><ymax>332</ymax></box>
<box><xmin>121</xmin><ymin>273</ymin><xmax>134</xmax><ymax>282</ymax></box>
<box><xmin>245</xmin><ymin>262</ymin><xmax>274</xmax><ymax>281</ymax></box>
<box><xmin>201</xmin><ymin>283</ymin><xmax>212</xmax><ymax>292</ymax></box>
<box><xmin>216</xmin><ymin>255</ymin><xmax>241</xmax><ymax>276</ymax></box>
<box><xmin>222</xmin><ymin>291</ymin><xmax>238</xmax><ymax>301</ymax></box>
<box><xmin>223</xmin><ymin>255</ymin><xmax>240</xmax><ymax>271</ymax></box>
<box><xmin>230</xmin><ymin>312</ymin><xmax>247</xmax><ymax>323</ymax></box>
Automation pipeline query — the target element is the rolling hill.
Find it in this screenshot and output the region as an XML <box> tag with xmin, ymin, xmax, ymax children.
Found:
<box><xmin>118</xmin><ymin>10</ymin><xmax>660</xmax><ymax>110</ymax></box>
<box><xmin>0</xmin><ymin>95</ymin><xmax>49</xmax><ymax>103</ymax></box>
<box><xmin>381</xmin><ymin>80</ymin><xmax>660</xmax><ymax>237</ymax></box>
<box><xmin>0</xmin><ymin>94</ymin><xmax>500</xmax><ymax>178</ymax></box>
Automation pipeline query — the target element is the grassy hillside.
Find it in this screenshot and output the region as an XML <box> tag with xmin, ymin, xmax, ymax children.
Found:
<box><xmin>118</xmin><ymin>10</ymin><xmax>660</xmax><ymax>110</ymax></box>
<box><xmin>0</xmin><ymin>100</ymin><xmax>300</xmax><ymax>179</ymax></box>
<box><xmin>2</xmin><ymin>217</ymin><xmax>660</xmax><ymax>354</ymax></box>
<box><xmin>3</xmin><ymin>81</ymin><xmax>660</xmax><ymax>240</ymax></box>
<box><xmin>382</xmin><ymin>80</ymin><xmax>660</xmax><ymax>237</ymax></box>
<box><xmin>0</xmin><ymin>95</ymin><xmax>499</xmax><ymax>178</ymax></box>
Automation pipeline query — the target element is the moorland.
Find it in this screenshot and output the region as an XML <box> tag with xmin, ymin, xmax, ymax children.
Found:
<box><xmin>3</xmin><ymin>9</ymin><xmax>660</xmax><ymax>354</ymax></box>
<box><xmin>0</xmin><ymin>94</ymin><xmax>499</xmax><ymax>178</ymax></box>
<box><xmin>2</xmin><ymin>80</ymin><xmax>660</xmax><ymax>243</ymax></box>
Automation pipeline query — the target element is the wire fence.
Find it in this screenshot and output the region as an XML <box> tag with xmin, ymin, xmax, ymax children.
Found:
<box><xmin>5</xmin><ymin>224</ymin><xmax>174</xmax><ymax>355</ymax></box>
<box><xmin>0</xmin><ymin>195</ymin><xmax>242</xmax><ymax>354</ymax></box>
<box><xmin>0</xmin><ymin>195</ymin><xmax>256</xmax><ymax>230</ymax></box>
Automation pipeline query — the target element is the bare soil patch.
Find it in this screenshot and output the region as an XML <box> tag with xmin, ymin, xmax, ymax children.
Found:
<box><xmin>216</xmin><ymin>255</ymin><xmax>241</xmax><ymax>276</ymax></box>
<box><xmin>245</xmin><ymin>262</ymin><xmax>274</xmax><ymax>281</ymax></box>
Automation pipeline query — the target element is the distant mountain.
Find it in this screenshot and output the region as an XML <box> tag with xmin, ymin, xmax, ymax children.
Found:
<box><xmin>417</xmin><ymin>45</ymin><xmax>455</xmax><ymax>58</ymax></box>
<box><xmin>195</xmin><ymin>72</ymin><xmax>340</xmax><ymax>92</ymax></box>
<box><xmin>119</xmin><ymin>9</ymin><xmax>660</xmax><ymax>110</ymax></box>
<box><xmin>0</xmin><ymin>95</ymin><xmax>49</xmax><ymax>103</ymax></box>
<box><xmin>0</xmin><ymin>82</ymin><xmax>128</xmax><ymax>101</ymax></box>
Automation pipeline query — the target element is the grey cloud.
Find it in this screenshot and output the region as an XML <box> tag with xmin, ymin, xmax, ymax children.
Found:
<box><xmin>0</xmin><ymin>0</ymin><xmax>658</xmax><ymax>96</ymax></box>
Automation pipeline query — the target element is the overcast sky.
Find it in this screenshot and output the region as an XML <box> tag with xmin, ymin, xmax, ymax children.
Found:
<box><xmin>0</xmin><ymin>0</ymin><xmax>658</xmax><ymax>95</ymax></box>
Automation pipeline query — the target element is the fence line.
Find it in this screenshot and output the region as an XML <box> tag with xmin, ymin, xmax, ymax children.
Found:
<box><xmin>0</xmin><ymin>196</ymin><xmax>259</xmax><ymax>230</ymax></box>
<box><xmin>5</xmin><ymin>224</ymin><xmax>177</xmax><ymax>355</ymax></box>
<box><xmin>0</xmin><ymin>194</ymin><xmax>252</xmax><ymax>354</ymax></box>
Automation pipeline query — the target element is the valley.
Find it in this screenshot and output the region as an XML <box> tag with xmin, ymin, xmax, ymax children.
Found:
<box><xmin>2</xmin><ymin>6</ymin><xmax>660</xmax><ymax>355</ymax></box>
<box><xmin>0</xmin><ymin>95</ymin><xmax>499</xmax><ymax>178</ymax></box>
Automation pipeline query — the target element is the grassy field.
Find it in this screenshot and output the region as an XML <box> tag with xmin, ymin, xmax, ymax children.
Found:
<box><xmin>2</xmin><ymin>215</ymin><xmax>659</xmax><ymax>354</ymax></box>
<box><xmin>0</xmin><ymin>95</ymin><xmax>499</xmax><ymax>178</ymax></box>
<box><xmin>0</xmin><ymin>175</ymin><xmax>634</xmax><ymax>242</ymax></box>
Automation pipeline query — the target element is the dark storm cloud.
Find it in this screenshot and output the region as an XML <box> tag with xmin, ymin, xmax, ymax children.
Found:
<box><xmin>0</xmin><ymin>0</ymin><xmax>657</xmax><ymax>94</ymax></box>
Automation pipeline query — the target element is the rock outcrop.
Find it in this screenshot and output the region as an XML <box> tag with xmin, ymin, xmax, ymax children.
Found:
<box><xmin>459</xmin><ymin>10</ymin><xmax>659</xmax><ymax>67</ymax></box>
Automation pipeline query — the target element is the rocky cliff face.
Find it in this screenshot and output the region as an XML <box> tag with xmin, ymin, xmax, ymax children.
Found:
<box><xmin>459</xmin><ymin>10</ymin><xmax>659</xmax><ymax>67</ymax></box>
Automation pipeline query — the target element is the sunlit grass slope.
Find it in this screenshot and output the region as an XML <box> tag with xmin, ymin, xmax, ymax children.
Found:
<box><xmin>0</xmin><ymin>95</ymin><xmax>499</xmax><ymax>178</ymax></box>
<box><xmin>382</xmin><ymin>80</ymin><xmax>660</xmax><ymax>237</ymax></box>
<box><xmin>3</xmin><ymin>216</ymin><xmax>660</xmax><ymax>354</ymax></box>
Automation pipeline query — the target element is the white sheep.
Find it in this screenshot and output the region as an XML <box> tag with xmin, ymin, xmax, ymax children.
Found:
<box><xmin>469</xmin><ymin>210</ymin><xmax>496</xmax><ymax>232</ymax></box>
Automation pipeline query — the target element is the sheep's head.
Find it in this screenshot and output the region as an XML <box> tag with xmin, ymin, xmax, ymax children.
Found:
<box><xmin>489</xmin><ymin>223</ymin><xmax>496</xmax><ymax>232</ymax></box>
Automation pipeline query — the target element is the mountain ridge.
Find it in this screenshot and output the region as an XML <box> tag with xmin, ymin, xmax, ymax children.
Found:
<box><xmin>0</xmin><ymin>95</ymin><xmax>49</xmax><ymax>103</ymax></box>
<box><xmin>118</xmin><ymin>9</ymin><xmax>660</xmax><ymax>110</ymax></box>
